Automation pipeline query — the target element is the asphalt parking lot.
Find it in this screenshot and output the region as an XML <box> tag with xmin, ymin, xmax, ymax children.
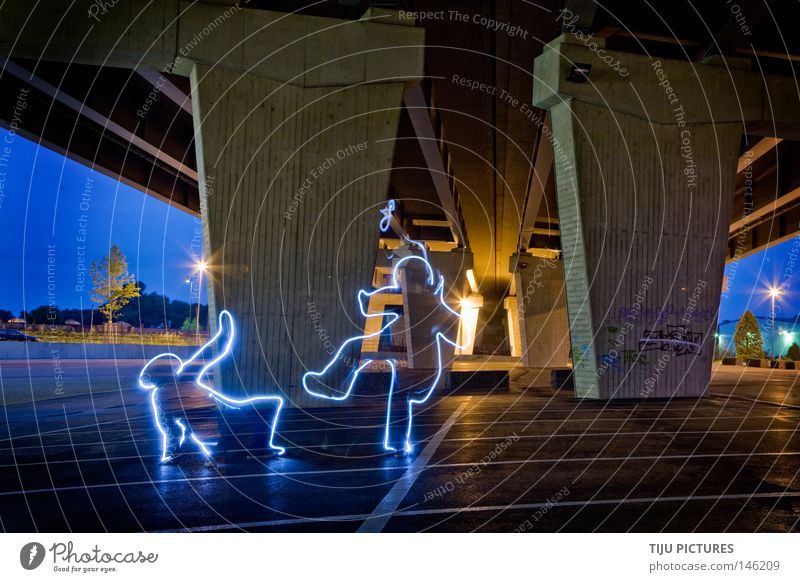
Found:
<box><xmin>0</xmin><ymin>361</ymin><xmax>798</xmax><ymax>532</ymax></box>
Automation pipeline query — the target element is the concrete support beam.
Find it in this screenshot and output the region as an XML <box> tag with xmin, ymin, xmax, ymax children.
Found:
<box><xmin>136</xmin><ymin>69</ymin><xmax>193</xmax><ymax>116</ymax></box>
<box><xmin>455</xmin><ymin>294</ymin><xmax>482</xmax><ymax>356</ymax></box>
<box><xmin>0</xmin><ymin>0</ymin><xmax>178</xmax><ymax>70</ymax></box>
<box><xmin>518</xmin><ymin>114</ymin><xmax>554</xmax><ymax>251</ymax></box>
<box><xmin>697</xmin><ymin>0</ymin><xmax>771</xmax><ymax>60</ymax></box>
<box><xmin>0</xmin><ymin>58</ymin><xmax>198</xmax><ymax>182</ymax></box>
<box><xmin>400</xmin><ymin>259</ymin><xmax>454</xmax><ymax>370</ymax></box>
<box><xmin>397</xmin><ymin>248</ymin><xmax>471</xmax><ymax>369</ymax></box>
<box><xmin>730</xmin><ymin>186</ymin><xmax>800</xmax><ymax>234</ymax></box>
<box><xmin>737</xmin><ymin>137</ymin><xmax>781</xmax><ymax>173</ymax></box>
<box><xmin>504</xmin><ymin>296</ymin><xmax>522</xmax><ymax>357</ymax></box>
<box><xmin>533</xmin><ymin>35</ymin><xmax>756</xmax><ymax>398</ymax></box>
<box><xmin>0</xmin><ymin>1</ymin><xmax>424</xmax><ymax>87</ymax></box>
<box><xmin>510</xmin><ymin>252</ymin><xmax>570</xmax><ymax>368</ymax></box>
<box><xmin>191</xmin><ymin>57</ymin><xmax>414</xmax><ymax>407</ymax></box>
<box><xmin>361</xmin><ymin>293</ymin><xmax>404</xmax><ymax>354</ymax></box>
<box><xmin>403</xmin><ymin>83</ymin><xmax>463</xmax><ymax>245</ymax></box>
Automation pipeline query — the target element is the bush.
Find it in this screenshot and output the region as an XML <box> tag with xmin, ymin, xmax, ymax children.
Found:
<box><xmin>27</xmin><ymin>329</ymin><xmax>203</xmax><ymax>346</ymax></box>
<box><xmin>787</xmin><ymin>342</ymin><xmax>800</xmax><ymax>361</ymax></box>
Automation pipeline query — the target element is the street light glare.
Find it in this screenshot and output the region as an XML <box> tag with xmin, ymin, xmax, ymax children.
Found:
<box><xmin>769</xmin><ymin>287</ymin><xmax>781</xmax><ymax>298</ymax></box>
<box><xmin>196</xmin><ymin>260</ymin><xmax>208</xmax><ymax>272</ymax></box>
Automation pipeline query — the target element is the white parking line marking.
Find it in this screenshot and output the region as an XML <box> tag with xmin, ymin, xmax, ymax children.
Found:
<box><xmin>357</xmin><ymin>400</ymin><xmax>471</xmax><ymax>533</ymax></box>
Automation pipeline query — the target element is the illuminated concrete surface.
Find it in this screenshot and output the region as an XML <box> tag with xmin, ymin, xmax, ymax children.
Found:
<box><xmin>1</xmin><ymin>361</ymin><xmax>798</xmax><ymax>532</ymax></box>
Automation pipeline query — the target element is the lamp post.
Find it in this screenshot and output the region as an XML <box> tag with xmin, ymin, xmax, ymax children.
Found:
<box><xmin>195</xmin><ymin>261</ymin><xmax>207</xmax><ymax>338</ymax></box>
<box><xmin>769</xmin><ymin>287</ymin><xmax>781</xmax><ymax>359</ymax></box>
<box><xmin>185</xmin><ymin>277</ymin><xmax>193</xmax><ymax>327</ymax></box>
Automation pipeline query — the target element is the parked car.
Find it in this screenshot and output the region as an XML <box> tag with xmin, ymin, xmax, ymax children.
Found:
<box><xmin>0</xmin><ymin>329</ymin><xmax>39</xmax><ymax>342</ymax></box>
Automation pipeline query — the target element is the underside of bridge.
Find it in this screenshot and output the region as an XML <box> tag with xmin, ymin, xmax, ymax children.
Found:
<box><xmin>3</xmin><ymin>0</ymin><xmax>800</xmax><ymax>401</ymax></box>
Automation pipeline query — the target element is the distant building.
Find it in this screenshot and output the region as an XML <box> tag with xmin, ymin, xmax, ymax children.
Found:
<box><xmin>717</xmin><ymin>315</ymin><xmax>800</xmax><ymax>358</ymax></box>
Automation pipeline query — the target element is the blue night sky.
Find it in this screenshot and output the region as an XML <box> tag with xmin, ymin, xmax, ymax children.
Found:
<box><xmin>721</xmin><ymin>236</ymin><xmax>800</xmax><ymax>324</ymax></box>
<box><xmin>0</xmin><ymin>128</ymin><xmax>205</xmax><ymax>315</ymax></box>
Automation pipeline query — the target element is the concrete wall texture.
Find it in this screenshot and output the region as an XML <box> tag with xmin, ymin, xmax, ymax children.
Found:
<box><xmin>513</xmin><ymin>254</ymin><xmax>570</xmax><ymax>368</ymax></box>
<box><xmin>534</xmin><ymin>35</ymin><xmax>752</xmax><ymax>398</ymax></box>
<box><xmin>191</xmin><ymin>64</ymin><xmax>413</xmax><ymax>407</ymax></box>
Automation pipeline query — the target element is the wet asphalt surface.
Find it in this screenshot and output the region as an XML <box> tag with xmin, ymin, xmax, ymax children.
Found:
<box><xmin>1</xmin><ymin>362</ymin><xmax>799</xmax><ymax>532</ymax></box>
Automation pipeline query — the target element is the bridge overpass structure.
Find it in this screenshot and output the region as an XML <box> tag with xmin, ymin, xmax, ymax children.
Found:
<box><xmin>2</xmin><ymin>0</ymin><xmax>800</xmax><ymax>402</ymax></box>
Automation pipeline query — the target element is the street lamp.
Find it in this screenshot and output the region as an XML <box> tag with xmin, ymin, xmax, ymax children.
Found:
<box><xmin>195</xmin><ymin>260</ymin><xmax>208</xmax><ymax>338</ymax></box>
<box><xmin>185</xmin><ymin>277</ymin><xmax>193</xmax><ymax>325</ymax></box>
<box><xmin>768</xmin><ymin>287</ymin><xmax>781</xmax><ymax>359</ymax></box>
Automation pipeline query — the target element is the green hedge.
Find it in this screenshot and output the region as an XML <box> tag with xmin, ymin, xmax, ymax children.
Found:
<box><xmin>28</xmin><ymin>329</ymin><xmax>204</xmax><ymax>346</ymax></box>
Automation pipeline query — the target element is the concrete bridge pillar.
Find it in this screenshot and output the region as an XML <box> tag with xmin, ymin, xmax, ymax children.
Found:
<box><xmin>188</xmin><ymin>9</ymin><xmax>424</xmax><ymax>407</ymax></box>
<box><xmin>532</xmin><ymin>35</ymin><xmax>762</xmax><ymax>398</ymax></box>
<box><xmin>510</xmin><ymin>252</ymin><xmax>570</xmax><ymax>368</ymax></box>
<box><xmin>397</xmin><ymin>248</ymin><xmax>472</xmax><ymax>369</ymax></box>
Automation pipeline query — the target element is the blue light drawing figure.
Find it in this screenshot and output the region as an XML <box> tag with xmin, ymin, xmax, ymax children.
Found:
<box><xmin>302</xmin><ymin>200</ymin><xmax>469</xmax><ymax>453</ymax></box>
<box><xmin>138</xmin><ymin>310</ymin><xmax>285</xmax><ymax>463</ymax></box>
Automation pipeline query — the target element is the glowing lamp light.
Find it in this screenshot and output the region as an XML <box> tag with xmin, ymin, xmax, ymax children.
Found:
<box><xmin>138</xmin><ymin>310</ymin><xmax>285</xmax><ymax>463</ymax></box>
<box><xmin>460</xmin><ymin>295</ymin><xmax>482</xmax><ymax>310</ymax></box>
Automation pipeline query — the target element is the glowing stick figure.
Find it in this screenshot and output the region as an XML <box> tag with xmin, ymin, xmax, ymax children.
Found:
<box><xmin>138</xmin><ymin>310</ymin><xmax>285</xmax><ymax>462</ymax></box>
<box><xmin>302</xmin><ymin>201</ymin><xmax>469</xmax><ymax>453</ymax></box>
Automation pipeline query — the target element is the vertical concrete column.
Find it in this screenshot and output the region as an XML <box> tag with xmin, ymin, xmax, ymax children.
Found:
<box><xmin>504</xmin><ymin>296</ymin><xmax>522</xmax><ymax>357</ymax></box>
<box><xmin>361</xmin><ymin>293</ymin><xmax>404</xmax><ymax>353</ymax></box>
<box><xmin>182</xmin><ymin>6</ymin><xmax>423</xmax><ymax>408</ymax></box>
<box><xmin>511</xmin><ymin>252</ymin><xmax>570</xmax><ymax>368</ymax></box>
<box><xmin>398</xmin><ymin>248</ymin><xmax>470</xmax><ymax>369</ymax></box>
<box><xmin>191</xmin><ymin>66</ymin><xmax>409</xmax><ymax>407</ymax></box>
<box><xmin>533</xmin><ymin>35</ymin><xmax>762</xmax><ymax>398</ymax></box>
<box><xmin>430</xmin><ymin>248</ymin><xmax>476</xmax><ymax>357</ymax></box>
<box><xmin>455</xmin><ymin>293</ymin><xmax>482</xmax><ymax>356</ymax></box>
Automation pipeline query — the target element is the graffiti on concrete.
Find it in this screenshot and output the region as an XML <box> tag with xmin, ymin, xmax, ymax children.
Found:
<box><xmin>638</xmin><ymin>325</ymin><xmax>702</xmax><ymax>356</ymax></box>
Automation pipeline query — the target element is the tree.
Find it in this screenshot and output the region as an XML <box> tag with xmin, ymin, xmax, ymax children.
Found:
<box><xmin>787</xmin><ymin>342</ymin><xmax>800</xmax><ymax>361</ymax></box>
<box><xmin>25</xmin><ymin>305</ymin><xmax>64</xmax><ymax>325</ymax></box>
<box><xmin>89</xmin><ymin>245</ymin><xmax>140</xmax><ymax>324</ymax></box>
<box><xmin>0</xmin><ymin>309</ymin><xmax>13</xmax><ymax>322</ymax></box>
<box><xmin>733</xmin><ymin>310</ymin><xmax>765</xmax><ymax>360</ymax></box>
<box><xmin>117</xmin><ymin>288</ymin><xmax>207</xmax><ymax>330</ymax></box>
